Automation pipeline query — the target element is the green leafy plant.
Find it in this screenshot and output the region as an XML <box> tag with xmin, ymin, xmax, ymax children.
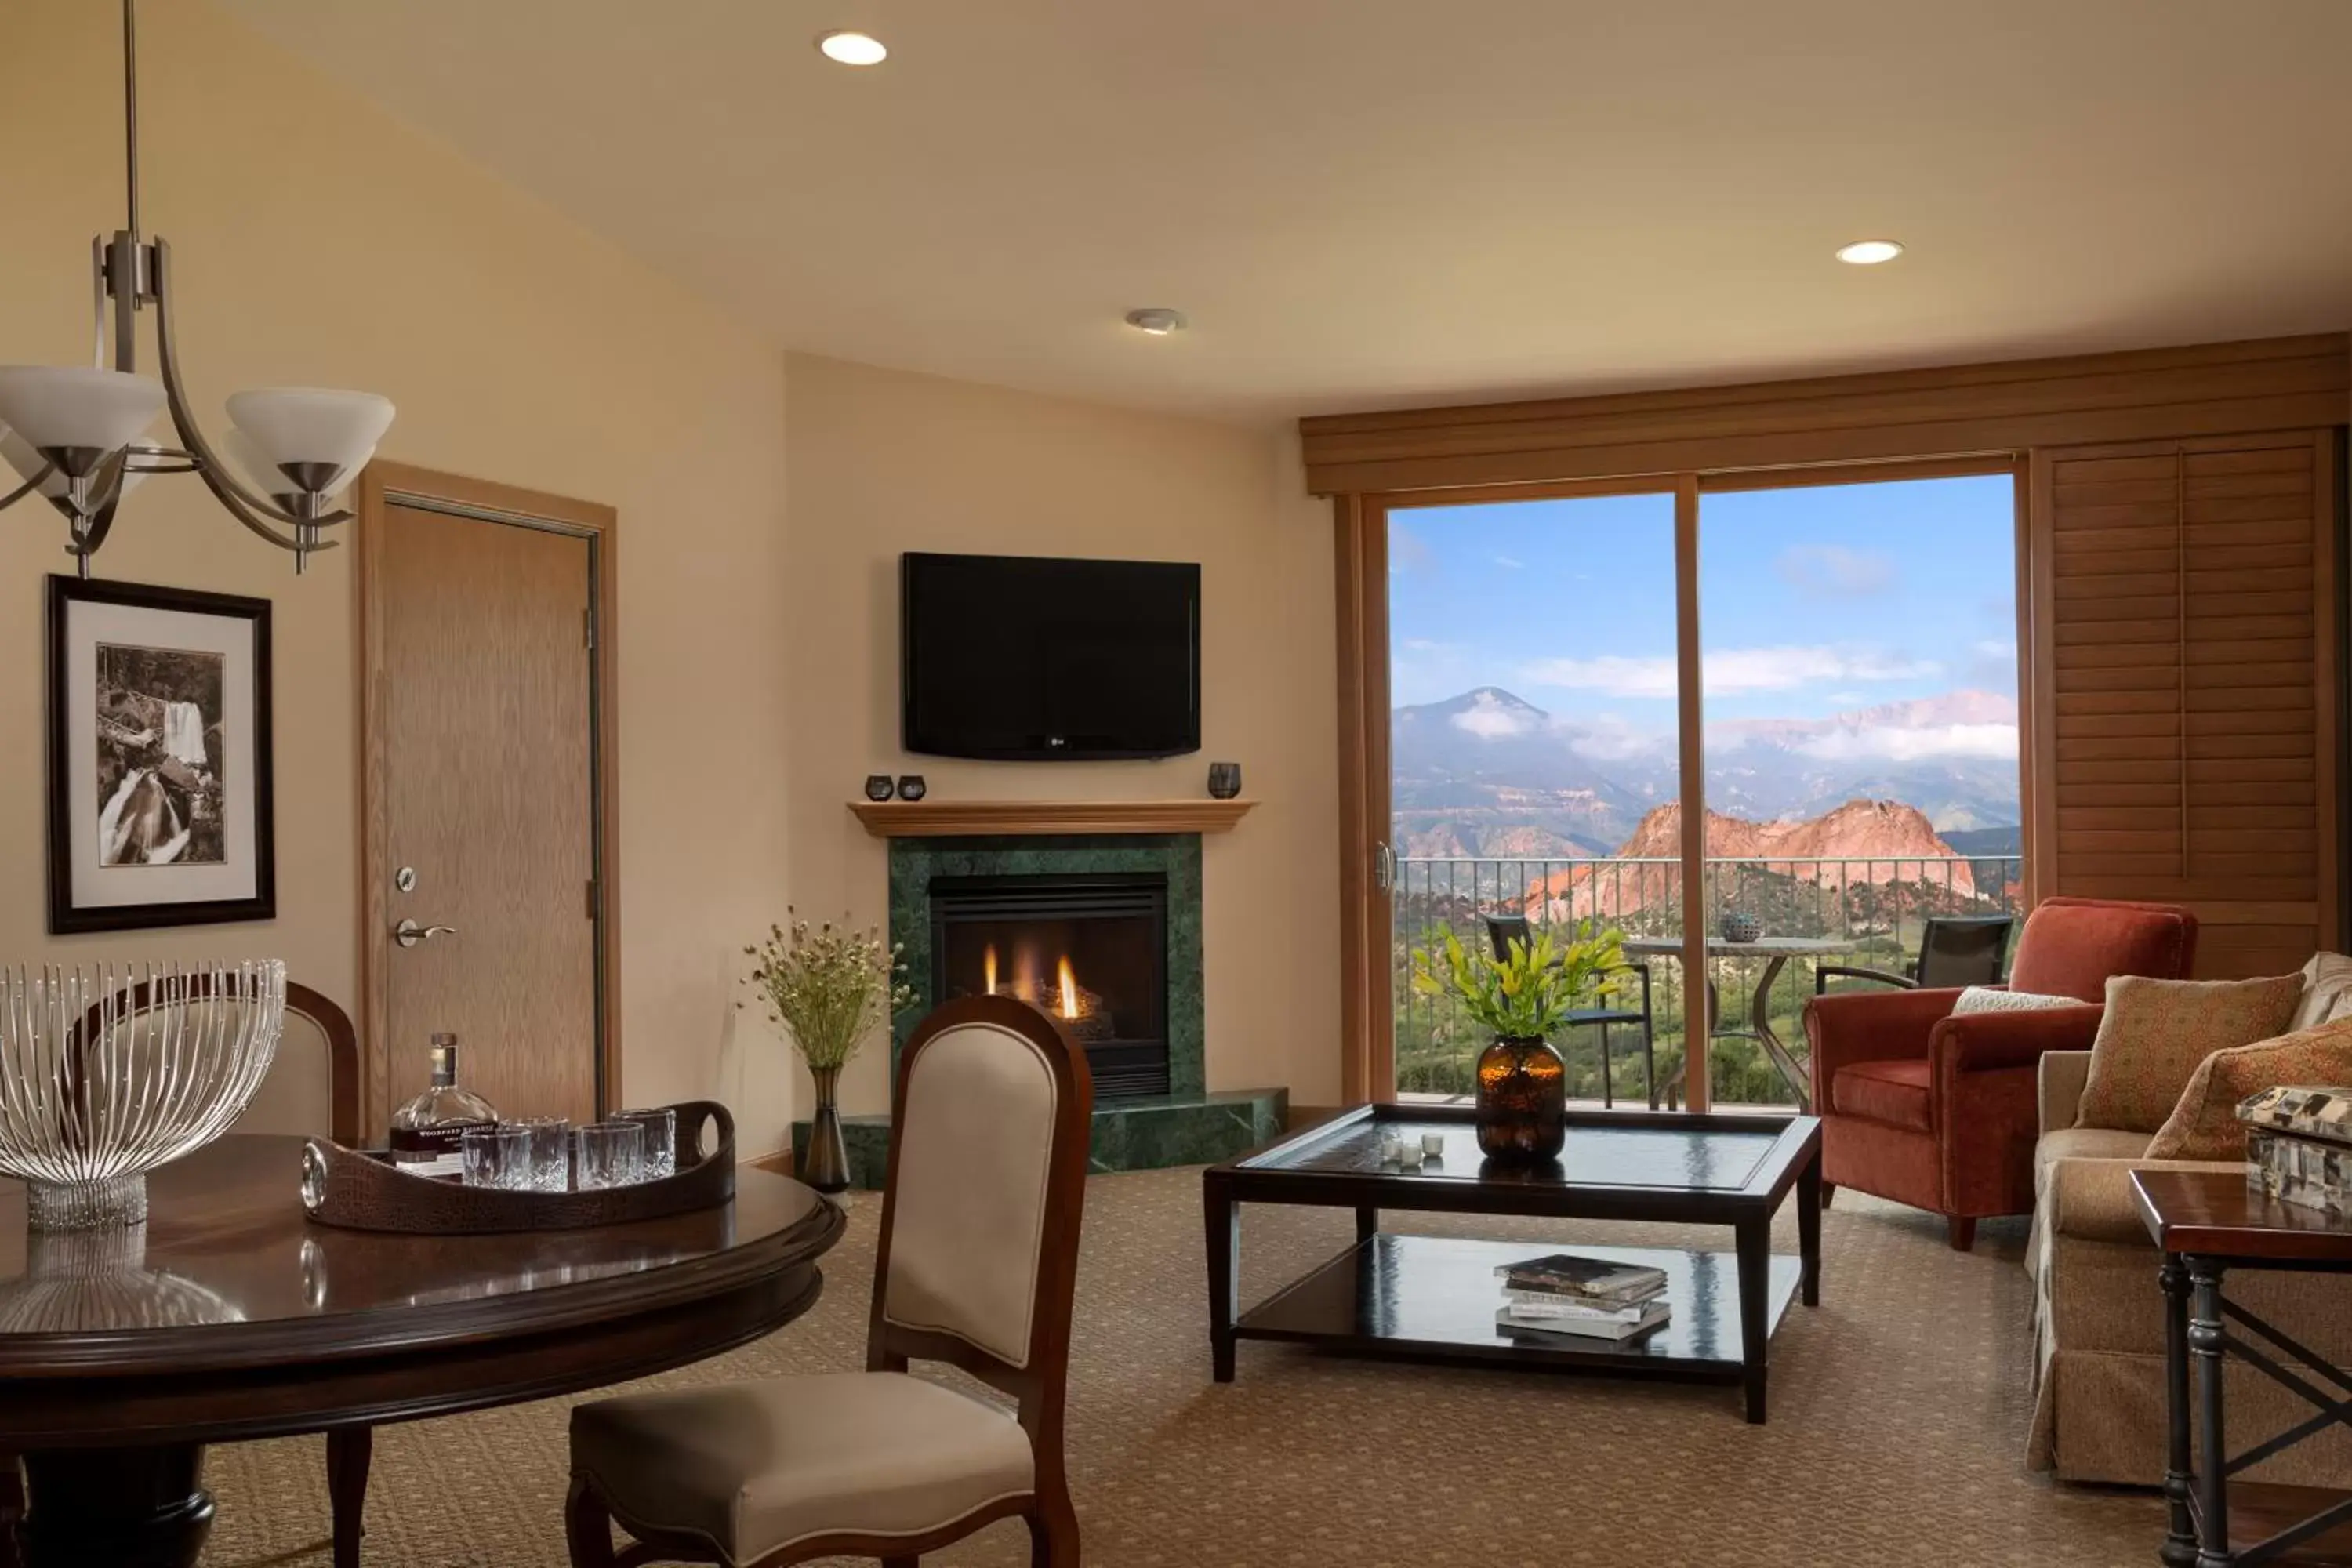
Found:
<box><xmin>1410</xmin><ymin>921</ymin><xmax>1624</xmax><ymax>1039</ymax></box>
<box><xmin>741</xmin><ymin>911</ymin><xmax>916</xmax><ymax>1072</ymax></box>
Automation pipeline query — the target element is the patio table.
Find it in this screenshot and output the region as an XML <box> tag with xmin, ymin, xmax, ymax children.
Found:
<box><xmin>1620</xmin><ymin>935</ymin><xmax>1842</xmax><ymax>1110</ymax></box>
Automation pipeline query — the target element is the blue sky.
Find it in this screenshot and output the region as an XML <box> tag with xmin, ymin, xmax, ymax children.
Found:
<box><xmin>1388</xmin><ymin>474</ymin><xmax>2019</xmax><ymax>746</ymax></box>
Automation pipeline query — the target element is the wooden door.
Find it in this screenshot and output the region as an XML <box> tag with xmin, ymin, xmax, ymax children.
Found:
<box><xmin>2029</xmin><ymin>431</ymin><xmax>2340</xmax><ymax>975</ymax></box>
<box><xmin>358</xmin><ymin>467</ymin><xmax>617</xmax><ymax>1134</ymax></box>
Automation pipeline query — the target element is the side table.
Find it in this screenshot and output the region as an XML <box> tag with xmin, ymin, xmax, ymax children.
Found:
<box><xmin>2131</xmin><ymin>1169</ymin><xmax>2352</xmax><ymax>1567</ymax></box>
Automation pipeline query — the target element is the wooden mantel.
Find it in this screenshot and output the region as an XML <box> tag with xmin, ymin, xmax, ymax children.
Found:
<box><xmin>848</xmin><ymin>799</ymin><xmax>1256</xmax><ymax>837</ymax></box>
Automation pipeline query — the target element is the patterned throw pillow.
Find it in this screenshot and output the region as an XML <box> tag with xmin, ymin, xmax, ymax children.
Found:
<box><xmin>2146</xmin><ymin>1018</ymin><xmax>2352</xmax><ymax>1160</ymax></box>
<box><xmin>2076</xmin><ymin>973</ymin><xmax>2305</xmax><ymax>1134</ymax></box>
<box><xmin>1952</xmin><ymin>986</ymin><xmax>2083</xmax><ymax>1014</ymax></box>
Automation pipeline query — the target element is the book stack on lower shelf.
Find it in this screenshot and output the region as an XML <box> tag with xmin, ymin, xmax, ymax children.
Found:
<box><xmin>1494</xmin><ymin>1252</ymin><xmax>1671</xmax><ymax>1344</ymax></box>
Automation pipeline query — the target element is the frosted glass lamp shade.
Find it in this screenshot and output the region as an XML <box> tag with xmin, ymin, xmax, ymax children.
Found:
<box><xmin>221</xmin><ymin>428</ymin><xmax>297</xmax><ymax>503</ymax></box>
<box><xmin>0</xmin><ymin>426</ymin><xmax>65</xmax><ymax>497</ymax></box>
<box><xmin>227</xmin><ymin>388</ymin><xmax>394</xmax><ymax>492</ymax></box>
<box><xmin>0</xmin><ymin>367</ymin><xmax>165</xmax><ymax>455</ymax></box>
<box><xmin>0</xmin><ymin>426</ymin><xmax>151</xmax><ymax>503</ymax></box>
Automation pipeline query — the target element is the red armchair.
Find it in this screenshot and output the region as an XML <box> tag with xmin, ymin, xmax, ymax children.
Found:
<box><xmin>1801</xmin><ymin>897</ymin><xmax>2198</xmax><ymax>1250</ymax></box>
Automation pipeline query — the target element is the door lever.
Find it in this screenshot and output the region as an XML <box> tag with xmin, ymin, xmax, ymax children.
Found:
<box><xmin>393</xmin><ymin>918</ymin><xmax>459</xmax><ymax>949</ymax></box>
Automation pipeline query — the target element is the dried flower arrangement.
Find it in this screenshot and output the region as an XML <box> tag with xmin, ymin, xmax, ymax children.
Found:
<box><xmin>742</xmin><ymin>911</ymin><xmax>916</xmax><ymax>1072</ymax></box>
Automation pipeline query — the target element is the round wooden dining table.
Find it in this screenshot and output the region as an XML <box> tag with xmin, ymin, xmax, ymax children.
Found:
<box><xmin>0</xmin><ymin>1134</ymin><xmax>846</xmax><ymax>1567</ymax></box>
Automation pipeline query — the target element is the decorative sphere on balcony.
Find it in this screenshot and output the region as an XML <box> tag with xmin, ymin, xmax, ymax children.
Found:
<box><xmin>1719</xmin><ymin>912</ymin><xmax>1764</xmax><ymax>944</ymax></box>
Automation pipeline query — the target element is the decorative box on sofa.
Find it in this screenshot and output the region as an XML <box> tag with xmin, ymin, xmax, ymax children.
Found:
<box><xmin>2027</xmin><ymin>1049</ymin><xmax>2352</xmax><ymax>1486</ymax></box>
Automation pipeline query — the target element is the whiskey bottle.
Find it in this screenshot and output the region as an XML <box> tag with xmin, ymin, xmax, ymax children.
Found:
<box><xmin>388</xmin><ymin>1033</ymin><xmax>499</xmax><ymax>1154</ymax></box>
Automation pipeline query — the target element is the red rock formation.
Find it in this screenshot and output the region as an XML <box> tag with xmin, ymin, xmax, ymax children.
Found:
<box><xmin>1524</xmin><ymin>799</ymin><xmax>1976</xmax><ymax>920</ymax></box>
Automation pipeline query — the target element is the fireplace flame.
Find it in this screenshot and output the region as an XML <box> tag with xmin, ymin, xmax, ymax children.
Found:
<box><xmin>983</xmin><ymin>942</ymin><xmax>998</xmax><ymax>996</ymax></box>
<box><xmin>1057</xmin><ymin>955</ymin><xmax>1079</xmax><ymax>1020</ymax></box>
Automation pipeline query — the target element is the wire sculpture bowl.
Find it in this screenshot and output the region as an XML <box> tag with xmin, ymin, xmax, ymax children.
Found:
<box><xmin>0</xmin><ymin>961</ymin><xmax>284</xmax><ymax>1232</ymax></box>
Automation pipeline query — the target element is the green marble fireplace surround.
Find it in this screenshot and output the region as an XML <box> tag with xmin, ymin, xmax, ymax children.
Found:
<box><xmin>891</xmin><ymin>833</ymin><xmax>1204</xmax><ymax>1095</ymax></box>
<box><xmin>790</xmin><ymin>833</ymin><xmax>1287</xmax><ymax>1186</ymax></box>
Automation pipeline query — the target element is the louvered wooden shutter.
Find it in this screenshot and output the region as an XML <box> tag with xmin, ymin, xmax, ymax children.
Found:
<box><xmin>2031</xmin><ymin>431</ymin><xmax>2340</xmax><ymax>978</ymax></box>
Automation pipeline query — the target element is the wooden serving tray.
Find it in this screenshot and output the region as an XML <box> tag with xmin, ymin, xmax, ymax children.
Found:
<box><xmin>299</xmin><ymin>1100</ymin><xmax>738</xmax><ymax>1233</ymax></box>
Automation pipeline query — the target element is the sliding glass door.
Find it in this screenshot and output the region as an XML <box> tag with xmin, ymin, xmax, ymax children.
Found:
<box><xmin>1387</xmin><ymin>488</ymin><xmax>1686</xmax><ymax>1101</ymax></box>
<box><xmin>1360</xmin><ymin>465</ymin><xmax>2024</xmax><ymax>1109</ymax></box>
<box><xmin>1693</xmin><ymin>474</ymin><xmax>2024</xmax><ymax>1106</ymax></box>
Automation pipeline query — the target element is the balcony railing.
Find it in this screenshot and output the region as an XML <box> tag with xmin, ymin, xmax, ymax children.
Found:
<box><xmin>1393</xmin><ymin>852</ymin><xmax>2026</xmax><ymax>1105</ymax></box>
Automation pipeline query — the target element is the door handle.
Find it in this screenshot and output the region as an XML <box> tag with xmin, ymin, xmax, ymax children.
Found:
<box><xmin>393</xmin><ymin>918</ymin><xmax>458</xmax><ymax>949</ymax></box>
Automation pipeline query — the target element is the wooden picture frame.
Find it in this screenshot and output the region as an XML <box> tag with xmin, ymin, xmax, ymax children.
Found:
<box><xmin>45</xmin><ymin>575</ymin><xmax>276</xmax><ymax>933</ymax></box>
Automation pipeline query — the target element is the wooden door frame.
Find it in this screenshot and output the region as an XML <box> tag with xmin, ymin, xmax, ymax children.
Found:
<box><xmin>1335</xmin><ymin>457</ymin><xmax>2029</xmax><ymax>1107</ymax></box>
<box><xmin>1331</xmin><ymin>495</ymin><xmax>1387</xmax><ymax>1104</ymax></box>
<box><xmin>354</xmin><ymin>462</ymin><xmax>621</xmax><ymax>1136</ymax></box>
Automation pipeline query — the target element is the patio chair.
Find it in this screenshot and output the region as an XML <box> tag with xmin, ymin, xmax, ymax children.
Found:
<box><xmin>1483</xmin><ymin>914</ymin><xmax>1661</xmax><ymax>1109</ymax></box>
<box><xmin>1812</xmin><ymin>914</ymin><xmax>2016</xmax><ymax>995</ymax></box>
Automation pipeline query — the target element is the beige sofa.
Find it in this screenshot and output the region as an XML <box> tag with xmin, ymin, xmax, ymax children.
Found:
<box><xmin>2028</xmin><ymin>1049</ymin><xmax>2352</xmax><ymax>1484</ymax></box>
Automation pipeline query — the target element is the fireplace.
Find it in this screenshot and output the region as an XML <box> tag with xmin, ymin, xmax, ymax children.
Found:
<box><xmin>794</xmin><ymin>829</ymin><xmax>1283</xmax><ymax>1189</ymax></box>
<box><xmin>928</xmin><ymin>872</ymin><xmax>1170</xmax><ymax>1100</ymax></box>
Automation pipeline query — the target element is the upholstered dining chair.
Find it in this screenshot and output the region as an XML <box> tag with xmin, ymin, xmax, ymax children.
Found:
<box><xmin>75</xmin><ymin>972</ymin><xmax>361</xmax><ymax>1146</ymax></box>
<box><xmin>71</xmin><ymin>974</ymin><xmax>372</xmax><ymax>1567</ymax></box>
<box><xmin>564</xmin><ymin>993</ymin><xmax>1094</xmax><ymax>1568</ymax></box>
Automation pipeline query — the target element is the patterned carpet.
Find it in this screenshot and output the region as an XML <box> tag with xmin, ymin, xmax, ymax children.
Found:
<box><xmin>205</xmin><ymin>1169</ymin><xmax>2162</xmax><ymax>1566</ymax></box>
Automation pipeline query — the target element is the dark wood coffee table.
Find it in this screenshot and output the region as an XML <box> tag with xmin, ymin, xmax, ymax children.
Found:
<box><xmin>1203</xmin><ymin>1103</ymin><xmax>1822</xmax><ymax>1422</ymax></box>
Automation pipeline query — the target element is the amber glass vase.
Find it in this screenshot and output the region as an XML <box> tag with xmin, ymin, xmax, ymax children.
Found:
<box><xmin>1475</xmin><ymin>1035</ymin><xmax>1567</xmax><ymax>1163</ymax></box>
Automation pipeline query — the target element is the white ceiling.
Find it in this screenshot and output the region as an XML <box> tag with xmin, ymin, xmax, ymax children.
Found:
<box><xmin>220</xmin><ymin>0</ymin><xmax>2352</xmax><ymax>425</ymax></box>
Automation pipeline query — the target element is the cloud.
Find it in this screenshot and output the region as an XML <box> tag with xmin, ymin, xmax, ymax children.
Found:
<box><xmin>1448</xmin><ymin>689</ymin><xmax>1538</xmax><ymax>739</ymax></box>
<box><xmin>1519</xmin><ymin>645</ymin><xmax>1941</xmax><ymax>699</ymax></box>
<box><xmin>1566</xmin><ymin>714</ymin><xmax>1668</xmax><ymax>761</ymax></box>
<box><xmin>1390</xmin><ymin>637</ymin><xmax>1486</xmax><ymax>706</ymax></box>
<box><xmin>1388</xmin><ymin>521</ymin><xmax>1435</xmax><ymax>578</ymax></box>
<box><xmin>1965</xmin><ymin>637</ymin><xmax>2018</xmax><ymax>688</ymax></box>
<box><xmin>1776</xmin><ymin>544</ymin><xmax>1897</xmax><ymax>598</ymax></box>
<box><xmin>1516</xmin><ymin>655</ymin><xmax>1679</xmax><ymax>699</ymax></box>
<box><xmin>1797</xmin><ymin>723</ymin><xmax>2020</xmax><ymax>763</ymax></box>
<box><xmin>1492</xmin><ymin>554</ymin><xmax>1526</xmax><ymax>570</ymax></box>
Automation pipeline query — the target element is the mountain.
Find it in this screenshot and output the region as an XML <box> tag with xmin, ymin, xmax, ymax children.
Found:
<box><xmin>1707</xmin><ymin>691</ymin><xmax>2023</xmax><ymax>830</ymax></box>
<box><xmin>1525</xmin><ymin>800</ymin><xmax>1974</xmax><ymax>921</ymax></box>
<box><xmin>1391</xmin><ymin>686</ymin><xmax>2020</xmax><ymax>857</ymax></box>
<box><xmin>1940</xmin><ymin>825</ymin><xmax>2024</xmax><ymax>858</ymax></box>
<box><xmin>1392</xmin><ymin>688</ymin><xmax>1661</xmax><ymax>857</ymax></box>
<box><xmin>1940</xmin><ymin>825</ymin><xmax>2027</xmax><ymax>905</ymax></box>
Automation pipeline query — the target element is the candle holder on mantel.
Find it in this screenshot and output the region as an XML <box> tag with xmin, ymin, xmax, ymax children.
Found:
<box><xmin>0</xmin><ymin>960</ymin><xmax>285</xmax><ymax>1232</ymax></box>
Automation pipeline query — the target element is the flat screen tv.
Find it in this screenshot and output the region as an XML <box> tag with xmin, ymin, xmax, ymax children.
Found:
<box><xmin>901</xmin><ymin>552</ymin><xmax>1201</xmax><ymax>760</ymax></box>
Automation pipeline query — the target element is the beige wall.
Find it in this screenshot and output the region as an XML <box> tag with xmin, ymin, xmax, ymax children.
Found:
<box><xmin>782</xmin><ymin>355</ymin><xmax>1341</xmax><ymax>1115</ymax></box>
<box><xmin>0</xmin><ymin>2</ymin><xmax>798</xmax><ymax>1149</ymax></box>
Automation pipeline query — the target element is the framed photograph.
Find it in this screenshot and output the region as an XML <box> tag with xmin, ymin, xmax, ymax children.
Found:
<box><xmin>45</xmin><ymin>575</ymin><xmax>275</xmax><ymax>933</ymax></box>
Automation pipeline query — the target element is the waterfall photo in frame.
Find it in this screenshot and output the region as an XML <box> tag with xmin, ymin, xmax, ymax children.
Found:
<box><xmin>46</xmin><ymin>576</ymin><xmax>275</xmax><ymax>933</ymax></box>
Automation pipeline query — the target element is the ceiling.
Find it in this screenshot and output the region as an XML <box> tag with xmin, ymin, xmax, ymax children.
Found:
<box><xmin>219</xmin><ymin>0</ymin><xmax>2352</xmax><ymax>426</ymax></box>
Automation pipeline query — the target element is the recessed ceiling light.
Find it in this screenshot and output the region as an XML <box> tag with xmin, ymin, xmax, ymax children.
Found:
<box><xmin>1835</xmin><ymin>239</ymin><xmax>1904</xmax><ymax>266</ymax></box>
<box><xmin>1124</xmin><ymin>308</ymin><xmax>1188</xmax><ymax>336</ymax></box>
<box><xmin>817</xmin><ymin>31</ymin><xmax>888</xmax><ymax>66</ymax></box>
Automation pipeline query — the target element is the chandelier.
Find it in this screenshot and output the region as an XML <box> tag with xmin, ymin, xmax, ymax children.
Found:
<box><xmin>0</xmin><ymin>0</ymin><xmax>394</xmax><ymax>577</ymax></box>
